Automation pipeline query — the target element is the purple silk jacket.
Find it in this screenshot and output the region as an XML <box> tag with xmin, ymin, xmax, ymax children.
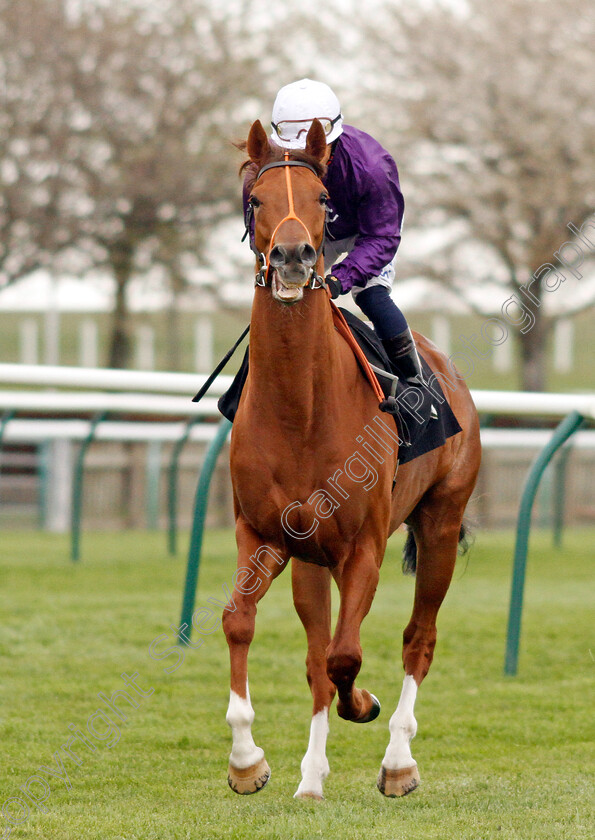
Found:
<box><xmin>243</xmin><ymin>124</ymin><xmax>405</xmax><ymax>293</ymax></box>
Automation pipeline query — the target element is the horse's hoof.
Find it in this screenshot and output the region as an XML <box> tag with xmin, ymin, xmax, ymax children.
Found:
<box><xmin>359</xmin><ymin>691</ymin><xmax>381</xmax><ymax>723</ymax></box>
<box><xmin>348</xmin><ymin>690</ymin><xmax>381</xmax><ymax>723</ymax></box>
<box><xmin>377</xmin><ymin>764</ymin><xmax>420</xmax><ymax>797</ymax></box>
<box><xmin>294</xmin><ymin>790</ymin><xmax>324</xmax><ymax>801</ymax></box>
<box><xmin>227</xmin><ymin>757</ymin><xmax>271</xmax><ymax>795</ymax></box>
<box><xmin>337</xmin><ymin>689</ymin><xmax>381</xmax><ymax>723</ymax></box>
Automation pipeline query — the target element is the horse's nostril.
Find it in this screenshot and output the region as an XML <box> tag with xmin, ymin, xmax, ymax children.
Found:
<box><xmin>269</xmin><ymin>245</ymin><xmax>287</xmax><ymax>267</ymax></box>
<box><xmin>299</xmin><ymin>243</ymin><xmax>317</xmax><ymax>266</ymax></box>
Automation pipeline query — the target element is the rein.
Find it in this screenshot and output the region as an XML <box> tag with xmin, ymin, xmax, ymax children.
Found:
<box><xmin>246</xmin><ymin>154</ymin><xmax>326</xmax><ymax>290</ymax></box>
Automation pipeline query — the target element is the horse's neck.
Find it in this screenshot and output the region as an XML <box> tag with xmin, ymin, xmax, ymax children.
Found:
<box><xmin>248</xmin><ymin>289</ymin><xmax>340</xmax><ymax>429</ymax></box>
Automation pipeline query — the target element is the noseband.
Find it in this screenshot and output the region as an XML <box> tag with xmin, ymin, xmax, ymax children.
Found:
<box><xmin>246</xmin><ymin>155</ymin><xmax>327</xmax><ymax>290</ymax></box>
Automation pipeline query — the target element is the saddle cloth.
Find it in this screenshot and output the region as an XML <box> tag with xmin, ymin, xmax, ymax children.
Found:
<box><xmin>217</xmin><ymin>308</ymin><xmax>462</xmax><ymax>465</ymax></box>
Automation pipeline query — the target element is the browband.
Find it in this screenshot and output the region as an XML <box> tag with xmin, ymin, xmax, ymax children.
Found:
<box><xmin>255</xmin><ymin>159</ymin><xmax>321</xmax><ymax>182</ymax></box>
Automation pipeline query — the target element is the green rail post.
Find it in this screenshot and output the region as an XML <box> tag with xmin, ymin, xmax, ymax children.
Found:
<box><xmin>552</xmin><ymin>444</ymin><xmax>572</xmax><ymax>548</ymax></box>
<box><xmin>178</xmin><ymin>417</ymin><xmax>232</xmax><ymax>644</ymax></box>
<box><xmin>71</xmin><ymin>411</ymin><xmax>108</xmax><ymax>563</ymax></box>
<box><xmin>37</xmin><ymin>440</ymin><xmax>51</xmax><ymax>530</ymax></box>
<box><xmin>167</xmin><ymin>416</ymin><xmax>201</xmax><ymax>556</ymax></box>
<box><xmin>504</xmin><ymin>410</ymin><xmax>585</xmax><ymax>676</ymax></box>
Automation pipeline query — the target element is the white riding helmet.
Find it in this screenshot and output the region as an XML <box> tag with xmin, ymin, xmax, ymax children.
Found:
<box><xmin>270</xmin><ymin>79</ymin><xmax>343</xmax><ymax>150</ymax></box>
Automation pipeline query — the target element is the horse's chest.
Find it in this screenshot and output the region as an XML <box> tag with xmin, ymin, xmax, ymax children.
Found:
<box><xmin>232</xmin><ymin>440</ymin><xmax>389</xmax><ymax>554</ymax></box>
<box><xmin>233</xmin><ymin>450</ymin><xmax>324</xmax><ymax>514</ymax></box>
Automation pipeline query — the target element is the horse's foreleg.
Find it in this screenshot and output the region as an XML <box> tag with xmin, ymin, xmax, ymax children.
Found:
<box><xmin>327</xmin><ymin>542</ymin><xmax>381</xmax><ymax>724</ymax></box>
<box><xmin>291</xmin><ymin>560</ymin><xmax>336</xmax><ymax>800</ymax></box>
<box><xmin>378</xmin><ymin>510</ymin><xmax>462</xmax><ymax>797</ymax></box>
<box><xmin>222</xmin><ymin>518</ymin><xmax>288</xmax><ymax>794</ymax></box>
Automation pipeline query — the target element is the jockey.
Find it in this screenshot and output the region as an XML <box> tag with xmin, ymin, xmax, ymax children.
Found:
<box><xmin>262</xmin><ymin>77</ymin><xmax>426</xmax><ymax>390</ymax></box>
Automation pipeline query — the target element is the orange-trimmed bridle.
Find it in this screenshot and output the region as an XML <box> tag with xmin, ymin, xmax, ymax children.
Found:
<box><xmin>248</xmin><ymin>153</ymin><xmax>327</xmax><ymax>290</ymax></box>
<box><xmin>244</xmin><ymin>154</ymin><xmax>386</xmax><ymax>402</ymax></box>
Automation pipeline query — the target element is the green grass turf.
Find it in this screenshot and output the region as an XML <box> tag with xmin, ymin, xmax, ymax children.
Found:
<box><xmin>0</xmin><ymin>529</ymin><xmax>593</xmax><ymax>839</ymax></box>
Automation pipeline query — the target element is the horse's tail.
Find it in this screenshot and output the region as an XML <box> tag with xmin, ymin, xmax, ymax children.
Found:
<box><xmin>401</xmin><ymin>522</ymin><xmax>472</xmax><ymax>576</ymax></box>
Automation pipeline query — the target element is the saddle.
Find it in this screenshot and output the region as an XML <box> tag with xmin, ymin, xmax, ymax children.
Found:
<box><xmin>217</xmin><ymin>308</ymin><xmax>461</xmax><ymax>465</ymax></box>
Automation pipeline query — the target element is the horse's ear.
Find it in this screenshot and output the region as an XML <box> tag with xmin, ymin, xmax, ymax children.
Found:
<box><xmin>305</xmin><ymin>119</ymin><xmax>327</xmax><ymax>162</ymax></box>
<box><xmin>246</xmin><ymin>120</ymin><xmax>270</xmax><ymax>166</ymax></box>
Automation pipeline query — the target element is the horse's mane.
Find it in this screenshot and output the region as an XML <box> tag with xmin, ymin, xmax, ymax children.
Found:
<box><xmin>235</xmin><ymin>140</ymin><xmax>327</xmax><ymax>191</ymax></box>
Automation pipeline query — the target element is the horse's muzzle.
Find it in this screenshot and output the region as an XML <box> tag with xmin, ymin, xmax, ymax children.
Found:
<box><xmin>269</xmin><ymin>243</ymin><xmax>318</xmax><ymax>305</ymax></box>
<box><xmin>269</xmin><ymin>243</ymin><xmax>318</xmax><ymax>269</ymax></box>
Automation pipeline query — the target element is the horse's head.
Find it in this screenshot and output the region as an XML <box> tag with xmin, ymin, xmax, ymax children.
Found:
<box><xmin>245</xmin><ymin>119</ymin><xmax>329</xmax><ymax>305</ymax></box>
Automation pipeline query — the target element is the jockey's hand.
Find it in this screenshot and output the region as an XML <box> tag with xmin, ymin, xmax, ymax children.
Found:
<box><xmin>325</xmin><ymin>275</ymin><xmax>342</xmax><ymax>299</ymax></box>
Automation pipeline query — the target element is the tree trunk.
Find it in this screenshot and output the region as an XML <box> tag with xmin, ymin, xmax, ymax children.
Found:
<box><xmin>165</xmin><ymin>264</ymin><xmax>185</xmax><ymax>371</ymax></box>
<box><xmin>516</xmin><ymin>310</ymin><xmax>549</xmax><ymax>392</ymax></box>
<box><xmin>107</xmin><ymin>240</ymin><xmax>134</xmax><ymax>369</ymax></box>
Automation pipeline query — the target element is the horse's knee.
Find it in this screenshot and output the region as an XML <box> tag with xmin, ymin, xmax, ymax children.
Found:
<box><xmin>326</xmin><ymin>647</ymin><xmax>362</xmax><ymax>688</ymax></box>
<box><xmin>222</xmin><ymin>602</ymin><xmax>256</xmax><ymax>647</ymax></box>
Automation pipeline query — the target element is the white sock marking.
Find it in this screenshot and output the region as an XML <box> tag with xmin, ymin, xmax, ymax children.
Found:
<box><xmin>382</xmin><ymin>674</ymin><xmax>418</xmax><ymax>770</ymax></box>
<box><xmin>226</xmin><ymin>683</ymin><xmax>264</xmax><ymax>770</ymax></box>
<box><xmin>294</xmin><ymin>708</ymin><xmax>330</xmax><ymax>799</ymax></box>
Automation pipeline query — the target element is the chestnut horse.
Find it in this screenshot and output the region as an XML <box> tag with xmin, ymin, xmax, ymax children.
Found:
<box><xmin>222</xmin><ymin>119</ymin><xmax>481</xmax><ymax>800</ymax></box>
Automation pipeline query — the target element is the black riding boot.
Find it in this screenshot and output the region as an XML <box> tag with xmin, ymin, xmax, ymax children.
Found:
<box><xmin>382</xmin><ymin>327</ymin><xmax>426</xmax><ymax>386</ymax></box>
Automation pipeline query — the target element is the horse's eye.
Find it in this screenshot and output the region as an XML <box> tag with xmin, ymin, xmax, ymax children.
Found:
<box><xmin>249</xmin><ymin>195</ymin><xmax>261</xmax><ymax>208</ymax></box>
<box><xmin>319</xmin><ymin>193</ymin><xmax>329</xmax><ymax>206</ymax></box>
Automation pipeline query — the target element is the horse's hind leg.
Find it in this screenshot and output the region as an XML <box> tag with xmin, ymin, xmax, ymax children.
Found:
<box><xmin>291</xmin><ymin>560</ymin><xmax>336</xmax><ymax>800</ymax></box>
<box><xmin>222</xmin><ymin>517</ymin><xmax>289</xmax><ymax>795</ymax></box>
<box><xmin>378</xmin><ymin>501</ymin><xmax>464</xmax><ymax>797</ymax></box>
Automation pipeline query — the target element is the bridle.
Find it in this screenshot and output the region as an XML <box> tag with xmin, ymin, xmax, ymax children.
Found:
<box><xmin>244</xmin><ymin>154</ymin><xmax>327</xmax><ymax>291</ymax></box>
<box><xmin>232</xmin><ymin>151</ymin><xmax>387</xmax><ymax>409</ymax></box>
